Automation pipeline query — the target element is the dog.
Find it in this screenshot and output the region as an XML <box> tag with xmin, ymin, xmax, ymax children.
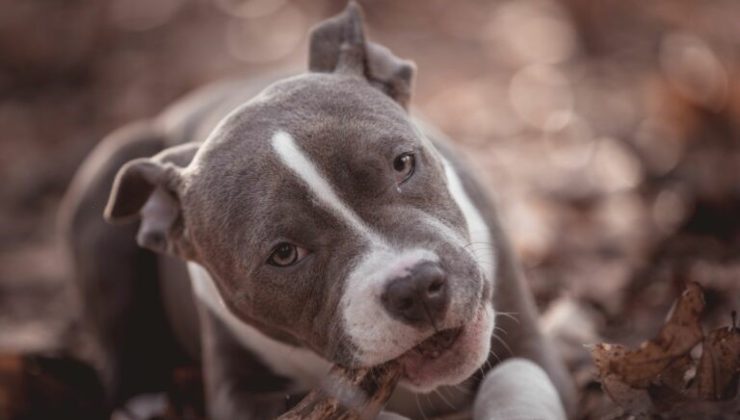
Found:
<box><xmin>60</xmin><ymin>2</ymin><xmax>576</xmax><ymax>419</ymax></box>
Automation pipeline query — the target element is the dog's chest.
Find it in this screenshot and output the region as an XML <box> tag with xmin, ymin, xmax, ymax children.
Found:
<box><xmin>187</xmin><ymin>262</ymin><xmax>331</xmax><ymax>391</ymax></box>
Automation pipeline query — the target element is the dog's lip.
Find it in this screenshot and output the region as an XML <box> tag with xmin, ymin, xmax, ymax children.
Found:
<box><xmin>396</xmin><ymin>325</ymin><xmax>467</xmax><ymax>384</ymax></box>
<box><xmin>407</xmin><ymin>326</ymin><xmax>464</xmax><ymax>360</ymax></box>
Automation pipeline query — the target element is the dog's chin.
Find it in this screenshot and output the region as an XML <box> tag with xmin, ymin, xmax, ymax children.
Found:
<box><xmin>397</xmin><ymin>304</ymin><xmax>494</xmax><ymax>393</ymax></box>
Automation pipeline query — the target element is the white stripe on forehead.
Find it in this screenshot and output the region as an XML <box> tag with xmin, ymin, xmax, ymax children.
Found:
<box><xmin>271</xmin><ymin>130</ymin><xmax>384</xmax><ymax>245</ymax></box>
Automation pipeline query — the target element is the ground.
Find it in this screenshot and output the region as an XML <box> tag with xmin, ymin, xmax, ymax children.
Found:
<box><xmin>1</xmin><ymin>1</ymin><xmax>739</xmax><ymax>419</ymax></box>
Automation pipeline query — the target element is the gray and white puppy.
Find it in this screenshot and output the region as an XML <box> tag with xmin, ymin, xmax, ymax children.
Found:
<box><xmin>61</xmin><ymin>3</ymin><xmax>576</xmax><ymax>419</ymax></box>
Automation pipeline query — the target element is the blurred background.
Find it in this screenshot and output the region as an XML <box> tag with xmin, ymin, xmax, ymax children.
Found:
<box><xmin>1</xmin><ymin>0</ymin><xmax>739</xmax><ymax>418</ymax></box>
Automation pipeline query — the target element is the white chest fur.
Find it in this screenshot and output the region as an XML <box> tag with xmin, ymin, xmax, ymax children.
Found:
<box><xmin>187</xmin><ymin>262</ymin><xmax>331</xmax><ymax>391</ymax></box>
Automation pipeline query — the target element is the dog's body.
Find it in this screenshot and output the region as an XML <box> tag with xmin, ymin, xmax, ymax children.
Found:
<box><xmin>60</xmin><ymin>4</ymin><xmax>575</xmax><ymax>419</ymax></box>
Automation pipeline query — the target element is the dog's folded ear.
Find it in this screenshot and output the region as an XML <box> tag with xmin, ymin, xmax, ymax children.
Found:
<box><xmin>309</xmin><ymin>1</ymin><xmax>416</xmax><ymax>109</ymax></box>
<box><xmin>105</xmin><ymin>143</ymin><xmax>198</xmax><ymax>257</ymax></box>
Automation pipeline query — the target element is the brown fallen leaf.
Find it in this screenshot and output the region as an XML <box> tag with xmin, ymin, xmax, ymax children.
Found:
<box><xmin>647</xmin><ymin>353</ymin><xmax>698</xmax><ymax>412</ymax></box>
<box><xmin>591</xmin><ymin>343</ymin><xmax>689</xmax><ymax>413</ymax></box>
<box><xmin>592</xmin><ymin>282</ymin><xmax>740</xmax><ymax>416</ymax></box>
<box><xmin>594</xmin><ymin>366</ymin><xmax>654</xmax><ymax>414</ymax></box>
<box><xmin>655</xmin><ymin>353</ymin><xmax>695</xmax><ymax>395</ymax></box>
<box><xmin>696</xmin><ymin>312</ymin><xmax>740</xmax><ymax>401</ymax></box>
<box><xmin>592</xmin><ymin>282</ymin><xmax>705</xmax><ymax>389</ymax></box>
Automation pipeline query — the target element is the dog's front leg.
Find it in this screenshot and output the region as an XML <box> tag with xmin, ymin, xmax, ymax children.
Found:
<box><xmin>199</xmin><ymin>306</ymin><xmax>292</xmax><ymax>419</ymax></box>
<box><xmin>473</xmin><ymin>358</ymin><xmax>566</xmax><ymax>420</ymax></box>
<box><xmin>484</xmin><ymin>214</ymin><xmax>578</xmax><ymax>416</ymax></box>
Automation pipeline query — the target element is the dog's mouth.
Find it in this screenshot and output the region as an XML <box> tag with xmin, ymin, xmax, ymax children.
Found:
<box><xmin>409</xmin><ymin>327</ymin><xmax>464</xmax><ymax>359</ymax></box>
<box><xmin>395</xmin><ymin>305</ymin><xmax>494</xmax><ymax>392</ymax></box>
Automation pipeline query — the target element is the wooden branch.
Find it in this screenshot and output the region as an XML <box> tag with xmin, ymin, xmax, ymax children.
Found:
<box><xmin>277</xmin><ymin>360</ymin><xmax>402</xmax><ymax>420</ymax></box>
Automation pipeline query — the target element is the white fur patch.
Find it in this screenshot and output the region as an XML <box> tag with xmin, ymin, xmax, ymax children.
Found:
<box><xmin>411</xmin><ymin>118</ymin><xmax>496</xmax><ymax>282</ymax></box>
<box><xmin>440</xmin><ymin>158</ymin><xmax>496</xmax><ymax>283</ymax></box>
<box><xmin>271</xmin><ymin>130</ymin><xmax>384</xmax><ymax>245</ymax></box>
<box><xmin>187</xmin><ymin>262</ymin><xmax>331</xmax><ymax>391</ymax></box>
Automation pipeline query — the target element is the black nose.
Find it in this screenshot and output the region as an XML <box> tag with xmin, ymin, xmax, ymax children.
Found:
<box><xmin>381</xmin><ymin>261</ymin><xmax>449</xmax><ymax>327</ymax></box>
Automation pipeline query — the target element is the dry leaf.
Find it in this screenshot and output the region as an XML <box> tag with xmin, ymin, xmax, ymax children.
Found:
<box><xmin>592</xmin><ymin>282</ymin><xmax>705</xmax><ymax>389</ymax></box>
<box><xmin>696</xmin><ymin>314</ymin><xmax>740</xmax><ymax>401</ymax></box>
<box><xmin>592</xmin><ymin>283</ymin><xmax>740</xmax><ymax>417</ymax></box>
<box><xmin>655</xmin><ymin>353</ymin><xmax>695</xmax><ymax>395</ymax></box>
<box><xmin>601</xmin><ymin>372</ymin><xmax>654</xmax><ymax>414</ymax></box>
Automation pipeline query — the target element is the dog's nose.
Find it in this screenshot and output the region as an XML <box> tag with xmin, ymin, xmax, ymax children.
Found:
<box><xmin>381</xmin><ymin>261</ymin><xmax>449</xmax><ymax>327</ymax></box>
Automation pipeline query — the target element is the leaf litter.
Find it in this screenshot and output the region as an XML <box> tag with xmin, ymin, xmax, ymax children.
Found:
<box><xmin>591</xmin><ymin>282</ymin><xmax>739</xmax><ymax>418</ymax></box>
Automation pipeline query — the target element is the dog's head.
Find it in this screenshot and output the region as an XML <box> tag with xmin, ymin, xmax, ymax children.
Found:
<box><xmin>105</xmin><ymin>2</ymin><xmax>496</xmax><ymax>392</ymax></box>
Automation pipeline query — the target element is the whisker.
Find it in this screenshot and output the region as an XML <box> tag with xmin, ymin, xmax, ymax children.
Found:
<box><xmin>458</xmin><ymin>241</ymin><xmax>496</xmax><ymax>275</ymax></box>
<box><xmin>495</xmin><ymin>311</ymin><xmax>520</xmax><ymax>324</ymax></box>
<box><xmin>485</xmin><ymin>352</ymin><xmax>497</xmax><ymax>368</ymax></box>
<box><xmin>415</xmin><ymin>393</ymin><xmax>429</xmax><ymax>420</ymax></box>
<box><xmin>450</xmin><ymin>383</ymin><xmax>472</xmax><ymax>395</ymax></box>
<box><xmin>434</xmin><ymin>388</ymin><xmax>456</xmax><ymax>410</ymax></box>
<box><xmin>463</xmin><ymin>243</ymin><xmax>496</xmax><ymax>250</ymax></box>
<box><xmin>491</xmin><ymin>332</ymin><xmax>513</xmax><ymax>357</ymax></box>
<box><xmin>462</xmin><ymin>242</ymin><xmax>495</xmax><ymax>251</ymax></box>
<box><xmin>485</xmin><ymin>348</ymin><xmax>500</xmax><ymax>367</ymax></box>
<box><xmin>478</xmin><ymin>363</ymin><xmax>487</xmax><ymax>379</ymax></box>
<box><xmin>424</xmin><ymin>393</ymin><xmax>436</xmax><ymax>415</ymax></box>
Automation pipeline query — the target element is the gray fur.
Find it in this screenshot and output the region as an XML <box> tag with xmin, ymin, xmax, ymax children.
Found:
<box><xmin>62</xmin><ymin>2</ymin><xmax>576</xmax><ymax>418</ymax></box>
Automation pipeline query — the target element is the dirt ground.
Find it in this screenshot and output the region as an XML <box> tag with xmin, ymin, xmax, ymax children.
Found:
<box><xmin>1</xmin><ymin>0</ymin><xmax>739</xmax><ymax>419</ymax></box>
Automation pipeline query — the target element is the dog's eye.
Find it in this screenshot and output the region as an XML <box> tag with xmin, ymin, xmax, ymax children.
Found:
<box><xmin>267</xmin><ymin>243</ymin><xmax>308</xmax><ymax>267</ymax></box>
<box><xmin>393</xmin><ymin>153</ymin><xmax>415</xmax><ymax>183</ymax></box>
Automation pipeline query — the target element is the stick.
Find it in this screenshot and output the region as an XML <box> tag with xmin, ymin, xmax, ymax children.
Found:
<box><xmin>277</xmin><ymin>360</ymin><xmax>402</xmax><ymax>420</ymax></box>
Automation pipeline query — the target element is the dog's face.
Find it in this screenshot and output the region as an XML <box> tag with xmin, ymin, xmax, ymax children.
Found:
<box><xmin>105</xmin><ymin>3</ymin><xmax>495</xmax><ymax>392</ymax></box>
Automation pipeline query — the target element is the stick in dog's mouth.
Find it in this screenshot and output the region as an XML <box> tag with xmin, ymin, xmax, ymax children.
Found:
<box><xmin>276</xmin><ymin>328</ymin><xmax>466</xmax><ymax>419</ymax></box>
<box><xmin>277</xmin><ymin>360</ymin><xmax>402</xmax><ymax>420</ymax></box>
